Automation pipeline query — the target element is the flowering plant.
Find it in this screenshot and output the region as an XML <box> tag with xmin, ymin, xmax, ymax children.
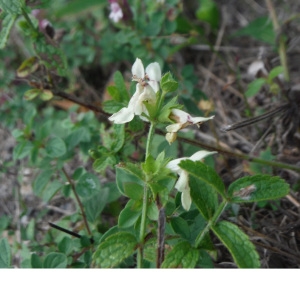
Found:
<box><xmin>92</xmin><ymin>58</ymin><xmax>289</xmax><ymax>268</ymax></box>
<box><xmin>0</xmin><ymin>0</ymin><xmax>291</xmax><ymax>272</ymax></box>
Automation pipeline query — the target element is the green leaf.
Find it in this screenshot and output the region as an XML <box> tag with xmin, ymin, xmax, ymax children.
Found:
<box><xmin>26</xmin><ymin>219</ymin><xmax>35</xmax><ymax>240</ymax></box>
<box><xmin>211</xmin><ymin>221</ymin><xmax>260</xmax><ymax>268</ymax></box>
<box><xmin>170</xmin><ymin>217</ymin><xmax>190</xmax><ymax>239</ymax></box>
<box><xmin>107</xmin><ymin>85</ymin><xmax>121</xmax><ymax>101</ymax></box>
<box><xmin>84</xmin><ymin>190</ymin><xmax>109</xmax><ymax>223</ymax></box>
<box><xmin>160</xmin><ymin>72</ymin><xmax>179</xmax><ymax>93</ymax></box>
<box><xmin>72</xmin><ymin>167</ymin><xmax>85</xmax><ymax>180</ymax></box>
<box><xmin>158</xmin><ymin>96</ymin><xmax>181</xmax><ymax>123</ymax></box>
<box><xmin>118</xmin><ymin>199</ymin><xmax>142</xmax><ymax>228</ymax></box>
<box><xmin>179</xmin><ymin>160</ymin><xmax>225</xmax><ymax>197</ymax></box>
<box><xmin>228</xmin><ymin>175</ymin><xmax>289</xmax><ymax>203</ymax></box>
<box><xmin>54</xmin><ymin>0</ymin><xmax>105</xmax><ymax>18</ymax></box>
<box><xmin>245</xmin><ymin>78</ymin><xmax>266</xmax><ymax>98</ymax></box>
<box><xmin>198</xmin><ymin>249</ymin><xmax>214</xmax><ymax>268</ymax></box>
<box><xmin>147</xmin><ymin>202</ymin><xmax>159</xmax><ymax>221</ymax></box>
<box><xmin>43</xmin><ymin>252</ymin><xmax>68</xmax><ymax>268</ymax></box>
<box><xmin>123</xmin><ymin>182</ymin><xmax>144</xmax><ymax>201</ymax></box>
<box><xmin>189</xmin><ymin>176</ymin><xmax>219</xmax><ymax>220</ymax></box>
<box><xmin>114</xmin><ymin>70</ymin><xmax>129</xmax><ymax>101</ymax></box>
<box><xmin>13</xmin><ymin>140</ymin><xmax>33</xmax><ymax>160</ymax></box>
<box><xmin>93</xmin><ymin>156</ymin><xmax>116</xmax><ymax>173</ymax></box>
<box><xmin>116</xmin><ymin>164</ymin><xmax>144</xmax><ymax>196</ymax></box>
<box><xmin>33</xmin><ymin>169</ymin><xmax>52</xmax><ymax>196</ymax></box>
<box><xmin>0</xmin><ymin>0</ymin><xmax>24</xmax><ymax>14</ymax></box>
<box><xmin>268</xmin><ymin>66</ymin><xmax>284</xmax><ymax>81</ymax></box>
<box><xmin>103</xmin><ymin>99</ymin><xmax>124</xmax><ymax>114</ymax></box>
<box><xmin>65</xmin><ymin>127</ymin><xmax>90</xmax><ymax>150</ymax></box>
<box><xmin>233</xmin><ymin>16</ymin><xmax>276</xmax><ymax>45</ymax></box>
<box><xmin>0</xmin><ymin>12</ymin><xmax>17</xmax><ymax>49</ymax></box>
<box><xmin>23</xmin><ymin>89</ymin><xmax>40</xmax><ymax>101</ymax></box>
<box><xmin>45</xmin><ymin>137</ymin><xmax>67</xmax><ymax>158</ymax></box>
<box><xmin>93</xmin><ymin>232</ymin><xmax>137</xmax><ymax>268</ymax></box>
<box><xmin>0</xmin><ymin>238</ymin><xmax>11</xmax><ymax>268</ymax></box>
<box><xmin>42</xmin><ymin>180</ymin><xmax>63</xmax><ymax>202</ymax></box>
<box><xmin>31</xmin><ymin>253</ymin><xmax>43</xmax><ymax>268</ymax></box>
<box><xmin>76</xmin><ymin>172</ymin><xmax>100</xmax><ymax>199</ymax></box>
<box><xmin>161</xmin><ymin>241</ymin><xmax>199</xmax><ymax>268</ymax></box>
<box><xmin>17</xmin><ymin>56</ymin><xmax>39</xmax><ymax>77</ymax></box>
<box><xmin>111</xmin><ymin>124</ymin><xmax>125</xmax><ymax>152</ymax></box>
<box><xmin>39</xmin><ymin>89</ymin><xmax>53</xmax><ymax>101</ymax></box>
<box><xmin>58</xmin><ymin>237</ymin><xmax>73</xmax><ymax>256</ymax></box>
<box><xmin>196</xmin><ymin>0</ymin><xmax>220</xmax><ymax>30</ymax></box>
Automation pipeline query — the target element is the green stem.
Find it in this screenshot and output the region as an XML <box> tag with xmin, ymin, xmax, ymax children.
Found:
<box><xmin>156</xmin><ymin>91</ymin><xmax>166</xmax><ymax>113</ymax></box>
<box><xmin>137</xmin><ymin>184</ymin><xmax>149</xmax><ymax>268</ymax></box>
<box><xmin>21</xmin><ymin>8</ymin><xmax>37</xmax><ymax>32</ymax></box>
<box><xmin>195</xmin><ymin>200</ymin><xmax>228</xmax><ymax>247</ymax></box>
<box><xmin>145</xmin><ymin>122</ymin><xmax>155</xmax><ymax>158</ymax></box>
<box><xmin>137</xmin><ymin>121</ymin><xmax>156</xmax><ymax>268</ymax></box>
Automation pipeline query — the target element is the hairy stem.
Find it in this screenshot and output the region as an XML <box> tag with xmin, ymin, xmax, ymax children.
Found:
<box><xmin>137</xmin><ymin>122</ymin><xmax>156</xmax><ymax>268</ymax></box>
<box><xmin>145</xmin><ymin>122</ymin><xmax>155</xmax><ymax>158</ymax></box>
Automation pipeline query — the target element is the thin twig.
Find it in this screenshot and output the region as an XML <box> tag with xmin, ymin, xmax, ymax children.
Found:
<box><xmin>52</xmin><ymin>90</ymin><xmax>110</xmax><ymax>116</ymax></box>
<box><xmin>61</xmin><ymin>167</ymin><xmax>92</xmax><ymax>236</ymax></box>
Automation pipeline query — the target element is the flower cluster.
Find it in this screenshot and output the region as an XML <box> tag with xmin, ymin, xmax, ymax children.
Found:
<box><xmin>109</xmin><ymin>58</ymin><xmax>216</xmax><ymax>210</ymax></box>
<box><xmin>166</xmin><ymin>109</ymin><xmax>214</xmax><ymax>145</ymax></box>
<box><xmin>108</xmin><ymin>58</ymin><xmax>161</xmax><ymax>124</ymax></box>
<box><xmin>166</xmin><ymin>150</ymin><xmax>217</xmax><ymax>210</ymax></box>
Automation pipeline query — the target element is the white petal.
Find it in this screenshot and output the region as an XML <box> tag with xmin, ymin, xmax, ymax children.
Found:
<box><xmin>132</xmin><ymin>58</ymin><xmax>145</xmax><ymax>79</ymax></box>
<box><xmin>148</xmin><ymin>81</ymin><xmax>159</xmax><ymax>93</ymax></box>
<box><xmin>166</xmin><ymin>123</ymin><xmax>182</xmax><ymax>133</ymax></box>
<box><xmin>165</xmin><ymin>132</ymin><xmax>177</xmax><ymax>145</ymax></box>
<box><xmin>146</xmin><ymin>62</ymin><xmax>161</xmax><ymax>93</ymax></box>
<box><xmin>171</xmin><ymin>109</ymin><xmax>189</xmax><ymax>123</ymax></box>
<box><xmin>128</xmin><ymin>83</ymin><xmax>143</xmax><ymax>110</ymax></box>
<box><xmin>137</xmin><ymin>85</ymin><xmax>156</xmax><ymax>109</ymax></box>
<box><xmin>189</xmin><ymin>115</ymin><xmax>214</xmax><ymax>124</ymax></box>
<box><xmin>175</xmin><ymin>171</ymin><xmax>189</xmax><ymax>192</ymax></box>
<box><xmin>108</xmin><ymin>107</ymin><xmax>135</xmax><ymax>124</ymax></box>
<box><xmin>166</xmin><ymin>157</ymin><xmax>186</xmax><ymax>173</ymax></box>
<box><xmin>189</xmin><ymin>150</ymin><xmax>217</xmax><ymax>161</ymax></box>
<box><xmin>181</xmin><ymin>187</ymin><xmax>192</xmax><ymax>211</ymax></box>
<box><xmin>146</xmin><ymin>62</ymin><xmax>161</xmax><ymax>81</ymax></box>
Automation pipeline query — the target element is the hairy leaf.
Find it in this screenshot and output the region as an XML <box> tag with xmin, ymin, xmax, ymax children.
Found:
<box><xmin>162</xmin><ymin>241</ymin><xmax>199</xmax><ymax>268</ymax></box>
<box><xmin>93</xmin><ymin>232</ymin><xmax>137</xmax><ymax>268</ymax></box>
<box><xmin>228</xmin><ymin>175</ymin><xmax>289</xmax><ymax>203</ymax></box>
<box><xmin>212</xmin><ymin>221</ymin><xmax>260</xmax><ymax>268</ymax></box>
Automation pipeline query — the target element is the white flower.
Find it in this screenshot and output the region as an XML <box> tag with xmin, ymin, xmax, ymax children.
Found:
<box><xmin>109</xmin><ymin>58</ymin><xmax>162</xmax><ymax>124</ymax></box>
<box><xmin>166</xmin><ymin>150</ymin><xmax>217</xmax><ymax>210</ymax></box>
<box><xmin>109</xmin><ymin>2</ymin><xmax>123</xmax><ymax>23</ymax></box>
<box><xmin>165</xmin><ymin>109</ymin><xmax>214</xmax><ymax>144</ymax></box>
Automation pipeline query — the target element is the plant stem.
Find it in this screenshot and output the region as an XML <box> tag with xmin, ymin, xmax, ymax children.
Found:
<box><xmin>145</xmin><ymin>122</ymin><xmax>155</xmax><ymax>158</ymax></box>
<box><xmin>195</xmin><ymin>200</ymin><xmax>228</xmax><ymax>247</ymax></box>
<box><xmin>137</xmin><ymin>184</ymin><xmax>149</xmax><ymax>268</ymax></box>
<box><xmin>21</xmin><ymin>8</ymin><xmax>37</xmax><ymax>32</ymax></box>
<box><xmin>137</xmin><ymin>121</ymin><xmax>156</xmax><ymax>268</ymax></box>
<box><xmin>62</xmin><ymin>167</ymin><xmax>92</xmax><ymax>236</ymax></box>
